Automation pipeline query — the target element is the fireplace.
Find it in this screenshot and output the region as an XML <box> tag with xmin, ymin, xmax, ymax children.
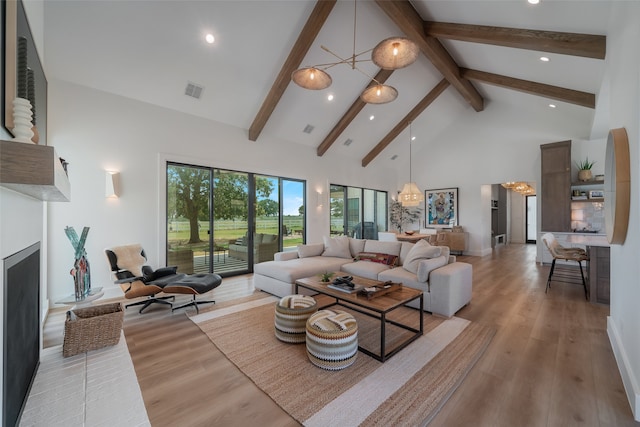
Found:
<box><xmin>3</xmin><ymin>242</ymin><xmax>40</xmax><ymax>427</ymax></box>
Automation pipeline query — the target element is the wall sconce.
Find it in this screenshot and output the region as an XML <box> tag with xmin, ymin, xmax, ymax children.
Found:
<box><xmin>105</xmin><ymin>171</ymin><xmax>120</xmax><ymax>198</ymax></box>
<box><xmin>316</xmin><ymin>191</ymin><xmax>323</xmax><ymax>208</ymax></box>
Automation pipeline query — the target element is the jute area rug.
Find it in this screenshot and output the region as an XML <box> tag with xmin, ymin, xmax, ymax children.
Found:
<box><xmin>190</xmin><ymin>293</ymin><xmax>494</xmax><ymax>426</ymax></box>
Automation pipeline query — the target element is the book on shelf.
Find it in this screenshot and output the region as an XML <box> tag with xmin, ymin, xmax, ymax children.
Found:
<box><xmin>327</xmin><ymin>283</ymin><xmax>363</xmax><ymax>293</ymax></box>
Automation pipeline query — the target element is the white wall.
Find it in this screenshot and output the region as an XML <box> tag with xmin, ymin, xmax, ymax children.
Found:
<box><xmin>606</xmin><ymin>2</ymin><xmax>640</xmax><ymax>420</ymax></box>
<box><xmin>46</xmin><ymin>80</ymin><xmax>397</xmax><ymax>302</ymax></box>
<box><xmin>0</xmin><ymin>1</ymin><xmax>47</xmax><ymax>417</ymax></box>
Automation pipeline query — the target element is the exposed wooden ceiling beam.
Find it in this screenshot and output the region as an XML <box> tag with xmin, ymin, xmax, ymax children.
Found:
<box><xmin>425</xmin><ymin>22</ymin><xmax>606</xmax><ymax>60</ymax></box>
<box><xmin>375</xmin><ymin>0</ymin><xmax>484</xmax><ymax>112</ymax></box>
<box><xmin>316</xmin><ymin>69</ymin><xmax>394</xmax><ymax>157</ymax></box>
<box><xmin>248</xmin><ymin>0</ymin><xmax>336</xmax><ymax>142</ymax></box>
<box><xmin>362</xmin><ymin>79</ymin><xmax>450</xmax><ymax>167</ymax></box>
<box><xmin>461</xmin><ymin>68</ymin><xmax>595</xmax><ymax>109</ymax></box>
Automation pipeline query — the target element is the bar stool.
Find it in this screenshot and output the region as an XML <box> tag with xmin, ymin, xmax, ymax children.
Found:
<box><xmin>541</xmin><ymin>233</ymin><xmax>589</xmax><ymax>299</ymax></box>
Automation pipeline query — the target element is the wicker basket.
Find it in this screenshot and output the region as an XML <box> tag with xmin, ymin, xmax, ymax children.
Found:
<box><xmin>63</xmin><ymin>302</ymin><xmax>124</xmax><ymax>357</ymax></box>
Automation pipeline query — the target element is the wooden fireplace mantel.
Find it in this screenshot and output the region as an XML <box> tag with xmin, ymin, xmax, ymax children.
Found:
<box><xmin>0</xmin><ymin>140</ymin><xmax>70</xmax><ymax>201</ymax></box>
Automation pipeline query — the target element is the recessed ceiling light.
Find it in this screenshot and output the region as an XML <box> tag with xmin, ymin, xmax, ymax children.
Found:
<box><xmin>549</xmin><ymin>104</ymin><xmax>556</xmax><ymax>108</ymax></box>
<box><xmin>540</xmin><ymin>56</ymin><xmax>550</xmax><ymax>62</ymax></box>
<box><xmin>369</xmin><ymin>115</ymin><xmax>375</xmax><ymax>121</ymax></box>
<box><xmin>528</xmin><ymin>0</ymin><xmax>540</xmax><ymax>4</ymax></box>
<box><xmin>327</xmin><ymin>94</ymin><xmax>334</xmax><ymax>101</ymax></box>
<box><xmin>411</xmin><ymin>136</ymin><xmax>416</xmax><ymax>141</ymax></box>
<box><xmin>343</xmin><ymin>138</ymin><xmax>353</xmax><ymax>146</ymax></box>
<box><xmin>303</xmin><ymin>124</ymin><xmax>315</xmax><ymax>134</ymax></box>
<box><xmin>391</xmin><ymin>154</ymin><xmax>398</xmax><ymax>160</ymax></box>
<box><xmin>205</xmin><ymin>34</ymin><xmax>215</xmax><ymax>44</ymax></box>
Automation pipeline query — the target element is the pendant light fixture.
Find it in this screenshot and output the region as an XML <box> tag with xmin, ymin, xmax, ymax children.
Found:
<box><xmin>291</xmin><ymin>0</ymin><xmax>418</xmax><ymax>104</ymax></box>
<box><xmin>398</xmin><ymin>122</ymin><xmax>424</xmax><ymax>207</ymax></box>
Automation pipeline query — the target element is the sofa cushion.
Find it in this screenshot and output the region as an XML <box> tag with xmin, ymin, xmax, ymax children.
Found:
<box><xmin>341</xmin><ymin>260</ymin><xmax>390</xmax><ymax>280</ymax></box>
<box><xmin>355</xmin><ymin>252</ymin><xmax>398</xmax><ymax>266</ymax></box>
<box><xmin>348</xmin><ymin>237</ymin><xmax>366</xmax><ymax>258</ymax></box>
<box><xmin>403</xmin><ymin>240</ymin><xmax>442</xmax><ymax>274</ymax></box>
<box><xmin>399</xmin><ymin>241</ymin><xmax>415</xmax><ymax>266</ymax></box>
<box><xmin>362</xmin><ymin>240</ymin><xmax>402</xmax><ymax>257</ymax></box>
<box><xmin>416</xmin><ymin>255</ymin><xmax>448</xmax><ymax>282</ymax></box>
<box><xmin>378</xmin><ymin>267</ymin><xmax>429</xmax><ymax>293</ymax></box>
<box><xmin>322</xmin><ymin>236</ymin><xmax>352</xmax><ymax>259</ymax></box>
<box><xmin>298</xmin><ymin>243</ymin><xmax>324</xmax><ymax>258</ymax></box>
<box><xmin>254</xmin><ymin>257</ymin><xmax>347</xmax><ymax>284</ymax></box>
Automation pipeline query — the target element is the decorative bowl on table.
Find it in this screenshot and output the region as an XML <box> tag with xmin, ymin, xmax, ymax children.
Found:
<box><xmin>404</xmin><ymin>231</ymin><xmax>415</xmax><ymax>235</ymax></box>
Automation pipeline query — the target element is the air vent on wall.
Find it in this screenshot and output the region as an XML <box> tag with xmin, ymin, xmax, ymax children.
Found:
<box><xmin>185</xmin><ymin>82</ymin><xmax>204</xmax><ymax>99</ymax></box>
<box><xmin>303</xmin><ymin>124</ymin><xmax>315</xmax><ymax>134</ymax></box>
<box><xmin>343</xmin><ymin>138</ymin><xmax>353</xmax><ymax>146</ymax></box>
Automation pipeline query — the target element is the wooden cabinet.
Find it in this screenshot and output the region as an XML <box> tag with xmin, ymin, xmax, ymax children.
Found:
<box><xmin>541</xmin><ymin>140</ymin><xmax>571</xmax><ymax>232</ymax></box>
<box><xmin>589</xmin><ymin>246</ymin><xmax>610</xmax><ymax>304</ymax></box>
<box><xmin>436</xmin><ymin>231</ymin><xmax>467</xmax><ymax>254</ymax></box>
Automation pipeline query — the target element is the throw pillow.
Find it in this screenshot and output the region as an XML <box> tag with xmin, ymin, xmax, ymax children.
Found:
<box><xmin>298</xmin><ymin>243</ymin><xmax>325</xmax><ymax>258</ymax></box>
<box><xmin>112</xmin><ymin>244</ymin><xmax>146</xmax><ymax>277</ymax></box>
<box><xmin>322</xmin><ymin>236</ymin><xmax>352</xmax><ymax>259</ymax></box>
<box><xmin>416</xmin><ymin>256</ymin><xmax>448</xmax><ymax>282</ymax></box>
<box><xmin>403</xmin><ymin>240</ymin><xmax>442</xmax><ymax>274</ymax></box>
<box><xmin>355</xmin><ymin>252</ymin><xmax>398</xmax><ymax>266</ymax></box>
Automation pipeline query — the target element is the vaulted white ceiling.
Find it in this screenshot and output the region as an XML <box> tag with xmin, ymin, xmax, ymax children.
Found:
<box><xmin>43</xmin><ymin>0</ymin><xmax>610</xmax><ymax>166</ymax></box>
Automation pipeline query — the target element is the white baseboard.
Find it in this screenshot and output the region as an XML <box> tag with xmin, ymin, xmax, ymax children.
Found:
<box><xmin>607</xmin><ymin>316</ymin><xmax>640</xmax><ymax>421</ymax></box>
<box><xmin>466</xmin><ymin>248</ymin><xmax>492</xmax><ymax>257</ymax></box>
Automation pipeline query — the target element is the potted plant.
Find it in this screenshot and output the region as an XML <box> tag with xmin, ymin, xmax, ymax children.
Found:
<box><xmin>319</xmin><ymin>272</ymin><xmax>334</xmax><ymax>283</ymax></box>
<box><xmin>575</xmin><ymin>157</ymin><xmax>596</xmax><ymax>182</ymax></box>
<box><xmin>389</xmin><ymin>200</ymin><xmax>422</xmax><ymax>233</ymax></box>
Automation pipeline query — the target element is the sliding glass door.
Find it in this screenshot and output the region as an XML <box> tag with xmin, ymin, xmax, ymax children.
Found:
<box><xmin>329</xmin><ymin>184</ymin><xmax>387</xmax><ymax>240</ymax></box>
<box><xmin>167</xmin><ymin>162</ymin><xmax>305</xmax><ymax>276</ymax></box>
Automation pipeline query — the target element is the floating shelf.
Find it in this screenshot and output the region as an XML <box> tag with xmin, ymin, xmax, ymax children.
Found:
<box><xmin>1</xmin><ymin>140</ymin><xmax>70</xmax><ymax>201</ymax></box>
<box><xmin>571</xmin><ymin>180</ymin><xmax>604</xmax><ymax>186</ymax></box>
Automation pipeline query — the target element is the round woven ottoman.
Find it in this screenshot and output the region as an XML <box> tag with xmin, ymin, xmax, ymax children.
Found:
<box><xmin>306</xmin><ymin>309</ymin><xmax>358</xmax><ymax>370</ymax></box>
<box><xmin>274</xmin><ymin>295</ymin><xmax>317</xmax><ymax>343</ymax></box>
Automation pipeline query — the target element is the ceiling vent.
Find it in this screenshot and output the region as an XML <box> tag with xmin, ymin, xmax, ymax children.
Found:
<box><xmin>343</xmin><ymin>138</ymin><xmax>353</xmax><ymax>146</ymax></box>
<box><xmin>185</xmin><ymin>82</ymin><xmax>204</xmax><ymax>99</ymax></box>
<box><xmin>391</xmin><ymin>154</ymin><xmax>398</xmax><ymax>160</ymax></box>
<box><xmin>303</xmin><ymin>124</ymin><xmax>315</xmax><ymax>134</ymax></box>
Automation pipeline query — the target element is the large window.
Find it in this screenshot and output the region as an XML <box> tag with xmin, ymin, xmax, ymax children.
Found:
<box><xmin>167</xmin><ymin>162</ymin><xmax>305</xmax><ymax>276</ymax></box>
<box><xmin>330</xmin><ymin>185</ymin><xmax>387</xmax><ymax>239</ymax></box>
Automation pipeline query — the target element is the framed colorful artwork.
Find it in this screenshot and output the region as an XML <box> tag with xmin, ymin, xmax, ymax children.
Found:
<box><xmin>425</xmin><ymin>188</ymin><xmax>458</xmax><ymax>226</ymax></box>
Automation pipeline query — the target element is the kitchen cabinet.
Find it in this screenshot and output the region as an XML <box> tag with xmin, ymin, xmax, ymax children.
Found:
<box><xmin>541</xmin><ymin>140</ymin><xmax>571</xmax><ymax>232</ymax></box>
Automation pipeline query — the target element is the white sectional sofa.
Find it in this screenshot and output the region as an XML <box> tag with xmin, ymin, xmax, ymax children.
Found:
<box><xmin>253</xmin><ymin>236</ymin><xmax>472</xmax><ymax>317</ymax></box>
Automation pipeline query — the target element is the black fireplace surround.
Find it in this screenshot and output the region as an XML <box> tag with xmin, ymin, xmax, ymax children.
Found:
<box><xmin>3</xmin><ymin>242</ymin><xmax>40</xmax><ymax>427</ymax></box>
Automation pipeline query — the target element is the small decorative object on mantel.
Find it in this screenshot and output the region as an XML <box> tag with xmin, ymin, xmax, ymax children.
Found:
<box><xmin>575</xmin><ymin>157</ymin><xmax>595</xmax><ymax>182</ymax></box>
<box><xmin>65</xmin><ymin>226</ymin><xmax>91</xmax><ymax>300</ymax></box>
<box><xmin>11</xmin><ymin>97</ymin><xmax>34</xmax><ymax>143</ymax></box>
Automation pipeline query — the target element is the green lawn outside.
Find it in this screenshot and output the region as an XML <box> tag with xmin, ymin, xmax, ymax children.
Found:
<box><xmin>168</xmin><ymin>216</ymin><xmax>304</xmax><ymax>255</ymax></box>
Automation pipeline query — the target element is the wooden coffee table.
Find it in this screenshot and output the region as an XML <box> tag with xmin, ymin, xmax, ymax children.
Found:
<box><xmin>295</xmin><ymin>273</ymin><xmax>423</xmax><ymax>362</ymax></box>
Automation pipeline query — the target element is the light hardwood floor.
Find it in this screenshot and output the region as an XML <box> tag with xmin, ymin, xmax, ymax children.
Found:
<box><xmin>44</xmin><ymin>244</ymin><xmax>638</xmax><ymax>426</ymax></box>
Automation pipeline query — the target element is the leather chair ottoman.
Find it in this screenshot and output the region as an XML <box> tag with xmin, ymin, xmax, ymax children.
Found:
<box><xmin>306</xmin><ymin>309</ymin><xmax>358</xmax><ymax>370</ymax></box>
<box><xmin>163</xmin><ymin>273</ymin><xmax>222</xmax><ymax>313</ymax></box>
<box><xmin>274</xmin><ymin>294</ymin><xmax>317</xmax><ymax>343</ymax></box>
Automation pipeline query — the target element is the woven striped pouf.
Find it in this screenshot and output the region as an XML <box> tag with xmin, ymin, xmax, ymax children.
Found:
<box><xmin>274</xmin><ymin>295</ymin><xmax>318</xmax><ymax>343</ymax></box>
<box><xmin>306</xmin><ymin>309</ymin><xmax>358</xmax><ymax>370</ymax></box>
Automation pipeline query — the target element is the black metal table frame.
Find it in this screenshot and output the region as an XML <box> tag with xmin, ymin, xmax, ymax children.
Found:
<box><xmin>295</xmin><ymin>282</ymin><xmax>423</xmax><ymax>362</ymax></box>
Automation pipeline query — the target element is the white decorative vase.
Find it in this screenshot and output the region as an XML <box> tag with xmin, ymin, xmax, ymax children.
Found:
<box><xmin>12</xmin><ymin>97</ymin><xmax>34</xmax><ymax>143</ymax></box>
